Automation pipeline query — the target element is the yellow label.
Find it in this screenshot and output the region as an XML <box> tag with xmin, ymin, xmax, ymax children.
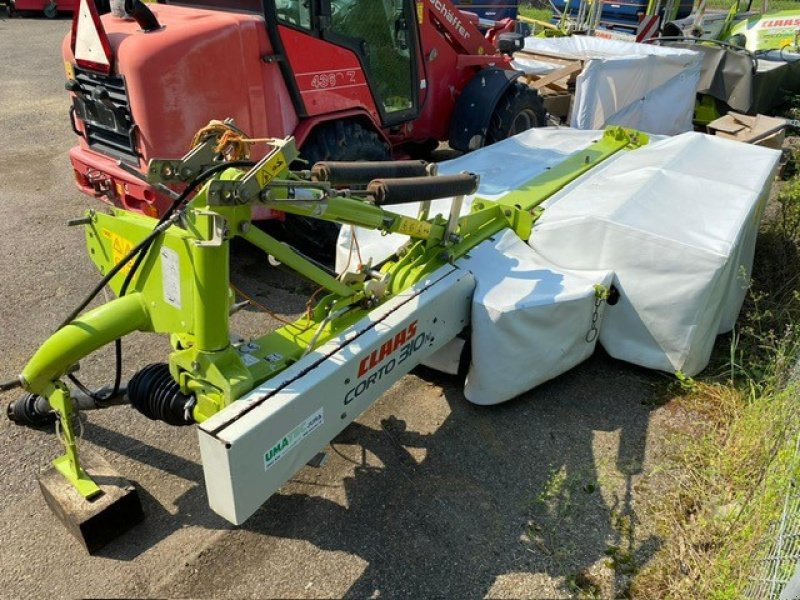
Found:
<box><xmin>64</xmin><ymin>62</ymin><xmax>75</xmax><ymax>81</ymax></box>
<box><xmin>255</xmin><ymin>151</ymin><xmax>288</xmax><ymax>188</ymax></box>
<box><xmin>395</xmin><ymin>217</ymin><xmax>432</xmax><ymax>238</ymax></box>
<box><xmin>102</xmin><ymin>229</ymin><xmax>134</xmax><ymax>273</ymax></box>
<box><xmin>416</xmin><ymin>1</ymin><xmax>423</xmax><ymax>24</ymax></box>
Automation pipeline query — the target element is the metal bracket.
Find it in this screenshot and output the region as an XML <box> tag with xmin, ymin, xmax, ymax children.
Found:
<box><xmin>207</xmin><ymin>180</ymin><xmax>243</xmax><ymax>206</ymax></box>
<box><xmin>147</xmin><ymin>137</ymin><xmax>220</xmax><ymax>184</ymax></box>
<box><xmin>207</xmin><ymin>139</ymin><xmax>300</xmax><ymax>206</ymax></box>
<box><xmin>193</xmin><ymin>210</ymin><xmax>227</xmax><ymax>247</ymax></box>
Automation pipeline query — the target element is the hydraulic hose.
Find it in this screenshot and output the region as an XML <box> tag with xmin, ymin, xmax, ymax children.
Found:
<box><xmin>50</xmin><ymin>159</ymin><xmax>255</xmax><ymax>401</ymax></box>
<box><xmin>124</xmin><ymin>0</ymin><xmax>161</xmax><ymax>31</ymax></box>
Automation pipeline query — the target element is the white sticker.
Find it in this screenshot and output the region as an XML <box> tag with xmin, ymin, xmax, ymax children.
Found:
<box><xmin>240</xmin><ymin>352</ymin><xmax>260</xmax><ymax>367</ymax></box>
<box><xmin>160</xmin><ymin>247</ymin><xmax>182</xmax><ymax>310</ymax></box>
<box><xmin>264</xmin><ymin>408</ymin><xmax>324</xmax><ymax>471</ymax></box>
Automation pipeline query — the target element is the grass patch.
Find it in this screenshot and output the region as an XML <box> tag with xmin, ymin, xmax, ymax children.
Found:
<box><xmin>518</xmin><ymin>1</ymin><xmax>552</xmax><ymax>23</ymax></box>
<box><xmin>629</xmin><ymin>167</ymin><xmax>800</xmax><ymax>597</ymax></box>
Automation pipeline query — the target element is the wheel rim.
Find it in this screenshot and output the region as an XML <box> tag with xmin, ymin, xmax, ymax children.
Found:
<box><xmin>508</xmin><ymin>109</ymin><xmax>536</xmax><ymax>137</ymax></box>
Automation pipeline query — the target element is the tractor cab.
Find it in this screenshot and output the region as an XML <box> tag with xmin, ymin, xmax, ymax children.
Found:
<box><xmin>168</xmin><ymin>0</ymin><xmax>421</xmax><ymax>127</ymax></box>
<box><xmin>274</xmin><ymin>0</ymin><xmax>419</xmax><ymax>124</ymax></box>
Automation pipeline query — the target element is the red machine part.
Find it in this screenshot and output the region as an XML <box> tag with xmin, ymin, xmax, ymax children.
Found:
<box><xmin>11</xmin><ymin>0</ymin><xmax>76</xmax><ymax>17</ymax></box>
<box><xmin>63</xmin><ymin>0</ymin><xmax>524</xmax><ymax>219</ymax></box>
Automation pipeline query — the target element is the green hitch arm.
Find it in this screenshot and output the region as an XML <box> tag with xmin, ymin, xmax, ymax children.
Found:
<box><xmin>20</xmin><ymin>292</ymin><xmax>152</xmax><ymax>397</ymax></box>
<box><xmin>240</xmin><ymin>225</ymin><xmax>356</xmax><ymax>297</ymax></box>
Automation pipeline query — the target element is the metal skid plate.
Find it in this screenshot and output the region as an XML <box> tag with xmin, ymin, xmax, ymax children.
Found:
<box><xmin>198</xmin><ymin>266</ymin><xmax>475</xmax><ymax>525</ymax></box>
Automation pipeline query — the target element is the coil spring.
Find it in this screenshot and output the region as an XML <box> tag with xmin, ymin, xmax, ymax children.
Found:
<box><xmin>128</xmin><ymin>363</ymin><xmax>194</xmax><ymax>426</ymax></box>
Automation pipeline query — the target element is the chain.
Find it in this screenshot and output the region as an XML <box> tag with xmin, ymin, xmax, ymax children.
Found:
<box><xmin>585</xmin><ymin>284</ymin><xmax>610</xmax><ymax>343</ymax></box>
<box><xmin>54</xmin><ymin>403</ymin><xmax>85</xmax><ymax>447</ymax></box>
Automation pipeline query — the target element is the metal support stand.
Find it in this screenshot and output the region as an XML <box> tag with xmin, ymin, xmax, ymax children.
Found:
<box><xmin>48</xmin><ymin>384</ymin><xmax>101</xmax><ymax>500</ymax></box>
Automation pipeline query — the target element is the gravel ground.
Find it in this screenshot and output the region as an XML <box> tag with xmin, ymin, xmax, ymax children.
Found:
<box><xmin>0</xmin><ymin>16</ymin><xmax>674</xmax><ymax>599</ymax></box>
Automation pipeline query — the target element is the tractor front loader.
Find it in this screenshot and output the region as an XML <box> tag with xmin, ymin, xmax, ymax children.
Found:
<box><xmin>4</xmin><ymin>122</ymin><xmax>644</xmax><ymax>549</ymax></box>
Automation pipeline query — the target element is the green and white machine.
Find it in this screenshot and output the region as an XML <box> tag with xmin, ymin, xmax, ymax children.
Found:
<box><xmin>3</xmin><ymin>123</ymin><xmax>647</xmax><ymax>546</ymax></box>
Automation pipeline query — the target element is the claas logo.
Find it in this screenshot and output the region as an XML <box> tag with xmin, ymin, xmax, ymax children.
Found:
<box><xmin>358</xmin><ymin>321</ymin><xmax>418</xmax><ymax>377</ymax></box>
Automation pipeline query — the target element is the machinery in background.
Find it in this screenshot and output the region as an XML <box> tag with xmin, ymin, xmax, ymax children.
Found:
<box><xmin>6</xmin><ymin>0</ymin><xmax>76</xmax><ymax>18</ymax></box>
<box><xmin>64</xmin><ymin>0</ymin><xmax>546</xmax><ymax>257</ymax></box>
<box><xmin>453</xmin><ymin>0</ymin><xmax>519</xmax><ymax>21</ymax></box>
<box><xmin>655</xmin><ymin>1</ymin><xmax>800</xmax><ymax>123</ymax></box>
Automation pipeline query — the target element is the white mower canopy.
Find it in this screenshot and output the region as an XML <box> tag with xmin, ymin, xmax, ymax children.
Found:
<box><xmin>335</xmin><ymin>128</ymin><xmax>781</xmax><ymax>404</ymax></box>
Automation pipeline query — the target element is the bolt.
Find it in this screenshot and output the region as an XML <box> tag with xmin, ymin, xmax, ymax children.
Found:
<box><xmin>191</xmin><ymin>361</ymin><xmax>200</xmax><ymax>372</ymax></box>
<box><xmin>239</xmin><ymin>222</ymin><xmax>250</xmax><ymax>233</ymax></box>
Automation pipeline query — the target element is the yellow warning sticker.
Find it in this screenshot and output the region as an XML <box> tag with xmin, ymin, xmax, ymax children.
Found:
<box><xmin>395</xmin><ymin>217</ymin><xmax>431</xmax><ymax>238</ymax></box>
<box><xmin>64</xmin><ymin>62</ymin><xmax>75</xmax><ymax>81</ymax></box>
<box><xmin>416</xmin><ymin>1</ymin><xmax>423</xmax><ymax>24</ymax></box>
<box><xmin>254</xmin><ymin>152</ymin><xmax>288</xmax><ymax>188</ymax></box>
<box><xmin>102</xmin><ymin>229</ymin><xmax>134</xmax><ymax>274</ymax></box>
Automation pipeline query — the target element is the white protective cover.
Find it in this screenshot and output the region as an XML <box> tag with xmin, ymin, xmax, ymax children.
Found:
<box><xmin>334</xmin><ymin>128</ymin><xmax>779</xmax><ymax>402</ymax></box>
<box><xmin>460</xmin><ymin>230</ymin><xmax>614</xmax><ymax>405</ymax></box>
<box><xmin>512</xmin><ymin>36</ymin><xmax>703</xmax><ymax>135</ymax></box>
<box><xmin>530</xmin><ymin>132</ymin><xmax>781</xmax><ymax>375</ymax></box>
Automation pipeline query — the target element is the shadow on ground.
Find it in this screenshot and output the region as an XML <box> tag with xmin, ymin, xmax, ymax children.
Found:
<box><xmin>134</xmin><ymin>351</ymin><xmax>664</xmax><ymax>598</ymax></box>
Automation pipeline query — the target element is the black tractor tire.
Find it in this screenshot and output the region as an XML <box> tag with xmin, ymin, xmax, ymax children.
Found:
<box><xmin>281</xmin><ymin>120</ymin><xmax>391</xmax><ymax>263</ymax></box>
<box><xmin>400</xmin><ymin>138</ymin><xmax>440</xmax><ymax>161</ymax></box>
<box><xmin>485</xmin><ymin>82</ymin><xmax>547</xmax><ymax>145</ymax></box>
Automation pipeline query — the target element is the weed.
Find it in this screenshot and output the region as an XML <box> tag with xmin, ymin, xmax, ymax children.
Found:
<box><xmin>630</xmin><ymin>166</ymin><xmax>800</xmax><ymax>598</ymax></box>
<box><xmin>567</xmin><ymin>570</ymin><xmax>603</xmax><ymax>599</ymax></box>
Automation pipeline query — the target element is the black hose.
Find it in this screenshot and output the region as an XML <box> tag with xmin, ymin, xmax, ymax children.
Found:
<box><xmin>124</xmin><ymin>0</ymin><xmax>161</xmax><ymax>31</ymax></box>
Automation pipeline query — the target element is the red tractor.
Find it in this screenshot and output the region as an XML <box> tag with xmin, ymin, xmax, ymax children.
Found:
<box><xmin>65</xmin><ymin>0</ymin><xmax>545</xmax><ymax>253</ymax></box>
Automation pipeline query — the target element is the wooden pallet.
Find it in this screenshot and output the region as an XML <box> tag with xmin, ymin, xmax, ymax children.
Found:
<box><xmin>514</xmin><ymin>49</ymin><xmax>584</xmax><ymax>93</ymax></box>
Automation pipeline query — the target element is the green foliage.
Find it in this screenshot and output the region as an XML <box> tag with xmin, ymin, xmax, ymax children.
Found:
<box><xmin>726</xmin><ymin>178</ymin><xmax>800</xmax><ymax>394</ymax></box>
<box><xmin>631</xmin><ymin>170</ymin><xmax>800</xmax><ymax>598</ymax></box>
<box><xmin>518</xmin><ymin>1</ymin><xmax>552</xmax><ymax>23</ymax></box>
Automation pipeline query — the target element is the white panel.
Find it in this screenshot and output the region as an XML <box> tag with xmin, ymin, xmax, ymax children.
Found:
<box><xmin>460</xmin><ymin>230</ymin><xmax>614</xmax><ymax>405</ymax></box>
<box><xmin>513</xmin><ymin>36</ymin><xmax>703</xmax><ymax>135</ymax></box>
<box><xmin>198</xmin><ymin>267</ymin><xmax>475</xmax><ymax>525</ymax></box>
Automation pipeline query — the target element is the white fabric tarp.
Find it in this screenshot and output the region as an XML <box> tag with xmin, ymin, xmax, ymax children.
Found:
<box><xmin>460</xmin><ymin>230</ymin><xmax>614</xmax><ymax>405</ymax></box>
<box><xmin>334</xmin><ymin>128</ymin><xmax>780</xmax><ymax>403</ymax></box>
<box><xmin>530</xmin><ymin>132</ymin><xmax>781</xmax><ymax>375</ymax></box>
<box><xmin>512</xmin><ymin>36</ymin><xmax>703</xmax><ymax>135</ymax></box>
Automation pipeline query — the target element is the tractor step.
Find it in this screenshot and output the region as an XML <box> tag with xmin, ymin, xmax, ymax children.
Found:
<box><xmin>38</xmin><ymin>447</ymin><xmax>143</xmax><ymax>553</ymax></box>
